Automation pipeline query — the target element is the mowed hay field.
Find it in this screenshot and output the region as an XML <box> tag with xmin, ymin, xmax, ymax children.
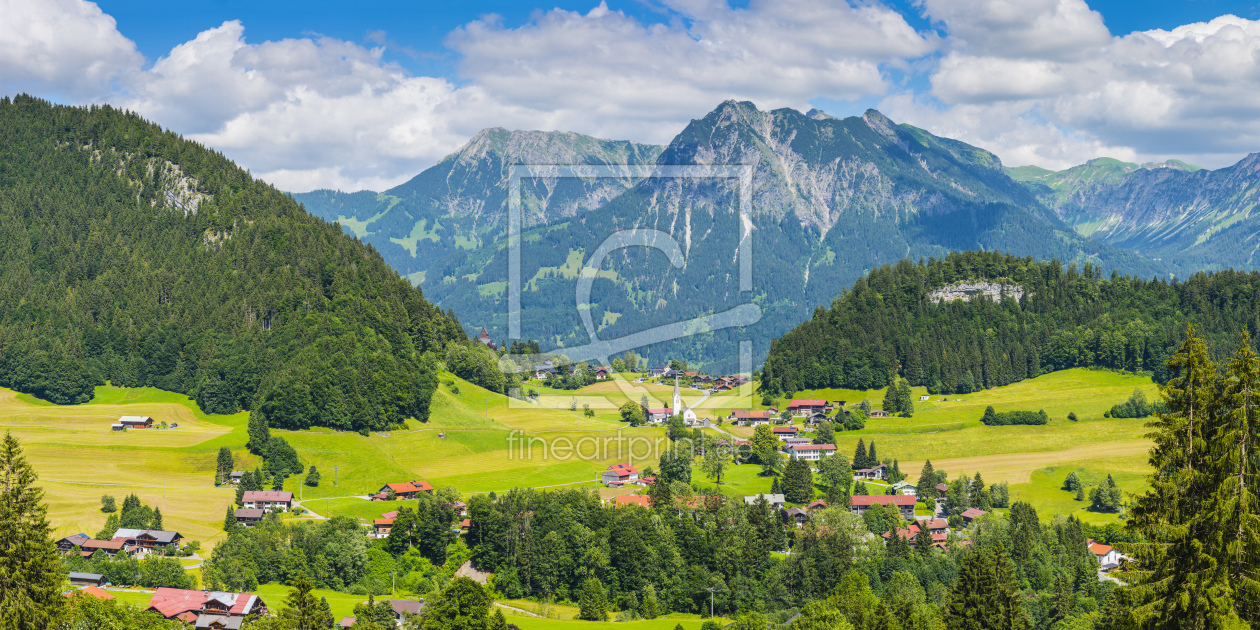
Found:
<box><xmin>2</xmin><ymin>367</ymin><xmax>1161</xmax><ymax>544</ymax></box>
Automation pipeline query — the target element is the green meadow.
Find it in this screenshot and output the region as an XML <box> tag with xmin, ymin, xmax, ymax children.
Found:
<box><xmin>0</xmin><ymin>366</ymin><xmax>1159</xmax><ymax>548</ymax></box>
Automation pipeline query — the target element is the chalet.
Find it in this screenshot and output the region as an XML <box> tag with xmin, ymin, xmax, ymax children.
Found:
<box><xmin>195</xmin><ymin>615</ymin><xmax>244</xmax><ymax>629</ymax></box>
<box><xmin>602</xmin><ymin>464</ymin><xmax>639</xmax><ymax>486</ymax></box>
<box><xmin>787</xmin><ymin>400</ymin><xmax>830</xmax><ymax>416</ymax></box>
<box><xmin>648</xmin><ymin>364</ymin><xmax>670</xmax><ymax>377</ymax></box>
<box><xmin>228</xmin><ymin>471</ymin><xmax>244</xmax><ymax>484</ymax></box>
<box><xmin>869</xmin><ymin>410</ymin><xmax>890</xmax><ymax>418</ymax></box>
<box><xmin>380</xmin><ymin>510</ymin><xmax>399</xmax><ymax>520</ymax></box>
<box><xmin>808</xmin><ymin>499</ymin><xmax>828</xmax><ymax>511</ymax></box>
<box><xmin>782</xmin><ymin>436</ymin><xmax>813</xmax><ymax>448</ymax></box>
<box><xmin>113</xmin><ymin>529</ymin><xmax>184</xmax><ymax>551</ymax></box>
<box><xmin>771</xmin><ymin>426</ymin><xmax>799</xmax><ymax>441</ymax></box>
<box><xmin>534</xmin><ymin>362</ymin><xmax>558</xmax><ymax>379</ymax></box>
<box><xmin>240</xmin><ymin>491</ymin><xmax>293</xmax><ymax>512</ymax></box>
<box><xmin>918</xmin><ymin>518</ymin><xmax>949</xmax><ymax>534</ymax></box>
<box><xmin>848</xmin><ymin>495</ymin><xmax>916</xmax><ymax>520</ymax></box>
<box><xmin>233</xmin><ymin>509</ymin><xmax>264</xmax><ymax>527</ymax></box>
<box><xmin>80</xmin><ymin>539</ymin><xmax>129</xmax><ymax>558</ymax></box>
<box><xmin>785</xmin><ymin>443</ymin><xmax>836</xmax><ymax>461</ymax></box>
<box><xmin>961</xmin><ymin>508</ymin><xmax>988</xmax><ymax>524</ymax></box>
<box><xmin>68</xmin><ymin>572</ymin><xmax>106</xmax><ymax>587</ymax></box>
<box><xmin>338</xmin><ymin>617</ymin><xmax>355</xmax><ymax>628</ymax></box>
<box><xmin>118</xmin><ymin>416</ymin><xmax>154</xmax><ymax>429</ymax></box>
<box><xmin>373</xmin><ymin>519</ymin><xmax>394</xmax><ymax>538</ymax></box>
<box><xmin>56</xmin><ymin>533</ymin><xmax>90</xmax><ymax>553</ymax></box>
<box><xmin>935</xmin><ymin>482</ymin><xmax>949</xmax><ymax>494</ymax></box>
<box><xmin>891</xmin><ymin>480</ymin><xmax>917</xmax><ymax>495</ymax></box>
<box><xmin>146</xmin><ymin>588</ymin><xmax>267</xmax><ymax>624</ymax></box>
<box><xmin>833</xmin><ymin>400</ymin><xmax>847</xmax><ymax>407</ymax></box>
<box><xmin>390</xmin><ymin>600</ymin><xmax>424</xmax><ymax>622</ymax></box>
<box><xmin>854</xmin><ymin>464</ymin><xmax>887</xmax><ymax>480</ymax></box>
<box><xmin>743</xmin><ymin>494</ymin><xmax>786</xmax><ymax>508</ymax></box>
<box><xmin>591</xmin><ymin>367</ymin><xmax>608</xmax><ymax>380</ymax></box>
<box><xmin>1088</xmin><ymin>539</ymin><xmax>1122</xmax><ymax>571</ymax></box>
<box><xmin>806</xmin><ymin>412</ymin><xmax>830</xmax><ymax>425</ymax></box>
<box><xmin>728</xmin><ymin>410</ymin><xmax>772</xmax><ymax>426</ymax></box>
<box><xmin>712</xmin><ymin>382</ymin><xmax>733</xmax><ymax>392</ymax></box>
<box><xmin>375</xmin><ymin>480</ymin><xmax>434</xmax><ymax>500</ymax></box>
<box><xmin>614</xmin><ymin>495</ymin><xmax>651</xmax><ymax>508</ymax></box>
<box><xmin>784</xmin><ymin>507</ymin><xmax>810</xmax><ymax>527</ymax></box>
<box><xmin>646</xmin><ymin>407</ymin><xmax>673</xmax><ymax>423</ymax></box>
<box><xmin>694</xmin><ymin>375</ymin><xmax>715</xmax><ymax>385</ymax></box>
<box><xmin>447</xmin><ymin>500</ymin><xmax>468</xmax><ymax>516</ymax></box>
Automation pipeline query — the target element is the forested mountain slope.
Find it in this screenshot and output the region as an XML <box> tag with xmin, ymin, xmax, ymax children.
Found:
<box><xmin>0</xmin><ymin>95</ymin><xmax>465</xmax><ymax>430</ymax></box>
<box><xmin>761</xmin><ymin>249</ymin><xmax>1260</xmax><ymax>395</ymax></box>
<box><xmin>303</xmin><ymin>101</ymin><xmax>1166</xmax><ymax>371</ymax></box>
<box><xmin>1009</xmin><ymin>155</ymin><xmax>1260</xmax><ymax>270</ymax></box>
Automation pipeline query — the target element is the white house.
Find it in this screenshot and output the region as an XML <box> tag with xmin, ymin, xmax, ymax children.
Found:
<box><xmin>240</xmin><ymin>491</ymin><xmax>293</xmax><ymax>513</ymax></box>
<box><xmin>785</xmin><ymin>444</ymin><xmax>836</xmax><ymax>461</ymax></box>
<box><xmin>1088</xmin><ymin>540</ymin><xmax>1121</xmax><ymax>571</ymax></box>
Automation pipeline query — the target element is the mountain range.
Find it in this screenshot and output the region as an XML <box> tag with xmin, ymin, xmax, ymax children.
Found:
<box><xmin>293</xmin><ymin>101</ymin><xmax>1253</xmax><ymax>370</ymax></box>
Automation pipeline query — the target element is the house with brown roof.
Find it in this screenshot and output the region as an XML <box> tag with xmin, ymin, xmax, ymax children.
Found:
<box><xmin>241</xmin><ymin>491</ymin><xmax>293</xmax><ymax>512</ymax></box>
<box><xmin>854</xmin><ymin>464</ymin><xmax>887</xmax><ymax>480</ymax></box>
<box><xmin>80</xmin><ymin>539</ymin><xmax>130</xmax><ymax>558</ymax></box>
<box><xmin>234</xmin><ymin>508</ymin><xmax>264</xmax><ymax>527</ymax></box>
<box><xmin>848</xmin><ymin>495</ymin><xmax>916</xmax><ymax>520</ymax></box>
<box><xmin>56</xmin><ymin>533</ymin><xmax>90</xmax><ymax>553</ymax></box>
<box><xmin>869</xmin><ymin>409</ymin><xmax>890</xmax><ymax>418</ymax></box>
<box><xmin>112</xmin><ymin>529</ymin><xmax>183</xmax><ymax>551</ymax></box>
<box><xmin>961</xmin><ymin>508</ymin><xmax>988</xmax><ymax>524</ymax></box>
<box><xmin>771</xmin><ymin>426</ymin><xmax>799</xmax><ymax>441</ymax></box>
<box><xmin>784</xmin><ymin>507</ymin><xmax>810</xmax><ymax>527</ymax></box>
<box><xmin>728</xmin><ymin>410</ymin><xmax>771</xmax><ymax>426</ymax></box>
<box><xmin>807</xmin><ymin>499</ymin><xmax>828</xmax><ymax>511</ymax></box>
<box><xmin>389</xmin><ymin>600</ymin><xmax>424</xmax><ymax>622</ymax></box>
<box><xmin>118</xmin><ymin>415</ymin><xmax>154</xmax><ymax>429</ymax></box>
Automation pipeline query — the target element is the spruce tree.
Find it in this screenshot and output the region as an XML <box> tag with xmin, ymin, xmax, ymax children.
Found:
<box><xmin>224</xmin><ymin>506</ymin><xmax>237</xmax><ymax>531</ymax></box>
<box><xmin>914</xmin><ymin>525</ymin><xmax>934</xmax><ymax>556</ymax></box>
<box><xmin>868</xmin><ymin>441</ymin><xmax>878</xmax><ymax>468</ymax></box>
<box><xmin>882</xmin><ymin>382</ymin><xmax>899</xmax><ymax>415</ymax></box>
<box><xmin>152</xmin><ymin>506</ymin><xmax>163</xmax><ymax>530</ymax></box>
<box><xmin>853</xmin><ymin>439</ymin><xmax>867</xmax><ymax>469</ymax></box>
<box><xmin>578</xmin><ymin>577</ymin><xmax>609</xmax><ymax>621</ymax></box>
<box><xmin>279</xmin><ymin>574</ymin><xmax>324</xmax><ymax>630</ymax></box>
<box><xmin>782</xmin><ymin>458</ymin><xmax>814</xmax><ymax>504</ymax></box>
<box><xmin>916</xmin><ymin>460</ymin><xmax>937</xmax><ymax>502</ymax></box>
<box><xmin>0</xmin><ymin>432</ymin><xmax>65</xmax><ymax>628</ymax></box>
<box><xmin>216</xmin><ymin>446</ymin><xmax>234</xmax><ymax>484</ymax></box>
<box><xmin>246</xmin><ymin>409</ymin><xmax>270</xmax><ymax>455</ymax></box>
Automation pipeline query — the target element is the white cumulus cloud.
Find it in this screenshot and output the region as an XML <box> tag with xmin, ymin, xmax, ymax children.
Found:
<box><xmin>0</xmin><ymin>0</ymin><xmax>142</xmax><ymax>99</ymax></box>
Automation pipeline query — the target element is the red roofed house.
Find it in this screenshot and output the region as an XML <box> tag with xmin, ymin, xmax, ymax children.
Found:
<box><xmin>771</xmin><ymin>426</ymin><xmax>799</xmax><ymax>441</ymax></box>
<box><xmin>1088</xmin><ymin>539</ymin><xmax>1121</xmax><ymax>571</ymax></box>
<box><xmin>785</xmin><ymin>443</ymin><xmax>836</xmax><ymax>461</ymax></box>
<box><xmin>728</xmin><ymin>410</ymin><xmax>771</xmax><ymax>426</ymax></box>
<box><xmin>614</xmin><ymin>495</ymin><xmax>651</xmax><ymax>508</ymax></box>
<box><xmin>240</xmin><ymin>491</ymin><xmax>293</xmax><ymax>513</ymax></box>
<box><xmin>146</xmin><ymin>587</ymin><xmax>267</xmax><ymax>623</ymax></box>
<box><xmin>808</xmin><ymin>499</ymin><xmax>828</xmax><ymax>511</ymax></box>
<box><xmin>70</xmin><ymin>585</ymin><xmax>115</xmax><ymax>600</ymax></box>
<box><xmin>375</xmin><ymin>481</ymin><xmax>434</xmax><ymax>500</ymax></box>
<box><xmin>374</xmin><ymin>519</ymin><xmax>394</xmax><ymax>538</ymax></box>
<box><xmin>848</xmin><ymin>495</ymin><xmax>916</xmax><ymax>520</ymax></box>
<box><xmin>787</xmin><ymin>400</ymin><xmax>830</xmax><ymax>416</ymax></box>
<box><xmin>603</xmin><ymin>464</ymin><xmax>639</xmax><ymax>486</ymax></box>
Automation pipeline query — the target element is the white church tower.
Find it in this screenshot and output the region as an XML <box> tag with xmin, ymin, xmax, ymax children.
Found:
<box><xmin>673</xmin><ymin>376</ymin><xmax>698</xmax><ymax>423</ymax></box>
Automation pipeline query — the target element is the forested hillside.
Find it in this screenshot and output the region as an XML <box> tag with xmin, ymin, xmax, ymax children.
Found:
<box><xmin>0</xmin><ymin>95</ymin><xmax>465</xmax><ymax>430</ymax></box>
<box><xmin>762</xmin><ymin>249</ymin><xmax>1260</xmax><ymax>394</ymax></box>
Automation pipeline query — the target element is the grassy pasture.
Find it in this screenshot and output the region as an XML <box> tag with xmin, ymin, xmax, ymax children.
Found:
<box><xmin>3</xmin><ymin>366</ymin><xmax>1160</xmax><ymax>546</ymax></box>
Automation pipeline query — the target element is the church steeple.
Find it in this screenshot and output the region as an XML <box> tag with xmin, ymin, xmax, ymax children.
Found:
<box><xmin>673</xmin><ymin>376</ymin><xmax>682</xmax><ymax>412</ymax></box>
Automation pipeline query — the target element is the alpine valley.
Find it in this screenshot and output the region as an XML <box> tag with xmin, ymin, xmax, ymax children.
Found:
<box><xmin>295</xmin><ymin>101</ymin><xmax>1191</xmax><ymax>370</ymax></box>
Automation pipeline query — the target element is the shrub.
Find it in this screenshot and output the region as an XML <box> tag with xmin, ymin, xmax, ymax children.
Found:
<box><xmin>979</xmin><ymin>408</ymin><xmax>1048</xmax><ymax>426</ymax></box>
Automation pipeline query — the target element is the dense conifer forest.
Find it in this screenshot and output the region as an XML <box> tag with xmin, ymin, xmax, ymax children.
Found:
<box><xmin>0</xmin><ymin>96</ymin><xmax>465</xmax><ymax>430</ymax></box>
<box><xmin>761</xmin><ymin>250</ymin><xmax>1260</xmax><ymax>395</ymax></box>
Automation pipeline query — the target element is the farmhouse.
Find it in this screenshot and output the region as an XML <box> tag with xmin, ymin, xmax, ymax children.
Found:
<box><xmin>648</xmin><ymin>364</ymin><xmax>669</xmax><ymax>377</ymax></box>
<box><xmin>771</xmin><ymin>426</ymin><xmax>799</xmax><ymax>441</ymax></box>
<box><xmin>113</xmin><ymin>529</ymin><xmax>183</xmax><ymax>551</ymax></box>
<box><xmin>389</xmin><ymin>600</ymin><xmax>425</xmax><ymax>622</ymax></box>
<box><xmin>787</xmin><ymin>400</ymin><xmax>830</xmax><ymax>416</ymax></box>
<box><xmin>806</xmin><ymin>412</ymin><xmax>830</xmax><ymax>425</ymax></box>
<box><xmin>80</xmin><ymin>539</ymin><xmax>130</xmax><ymax>558</ymax></box>
<box><xmin>603</xmin><ymin>463</ymin><xmax>639</xmax><ymax>486</ymax></box>
<box><xmin>785</xmin><ymin>443</ymin><xmax>836</xmax><ymax>461</ymax></box>
<box><xmin>784</xmin><ymin>507</ymin><xmax>810</xmax><ymax>527</ymax></box>
<box><xmin>118</xmin><ymin>416</ymin><xmax>154</xmax><ymax>429</ymax></box>
<box><xmin>228</xmin><ymin>471</ymin><xmax>244</xmax><ymax>484</ymax></box>
<box><xmin>961</xmin><ymin>508</ymin><xmax>988</xmax><ymax>524</ymax></box>
<box><xmin>68</xmin><ymin>572</ymin><xmax>106</xmax><ymax>587</ymax></box>
<box><xmin>233</xmin><ymin>509</ymin><xmax>264</xmax><ymax>527</ymax></box>
<box><xmin>854</xmin><ymin>464</ymin><xmax>887</xmax><ymax>480</ymax></box>
<box><xmin>1088</xmin><ymin>539</ymin><xmax>1122</xmax><ymax>571</ymax></box>
<box><xmin>849</xmin><ymin>495</ymin><xmax>916</xmax><ymax>520</ymax></box>
<box><xmin>808</xmin><ymin>499</ymin><xmax>828</xmax><ymax>510</ymax></box>
<box><xmin>241</xmin><ymin>491</ymin><xmax>293</xmax><ymax>512</ymax></box>
<box><xmin>374</xmin><ymin>519</ymin><xmax>394</xmax><ymax>538</ymax></box>
<box><xmin>728</xmin><ymin>409</ymin><xmax>771</xmax><ymax>426</ymax></box>
<box><xmin>591</xmin><ymin>367</ymin><xmax>608</xmax><ymax>380</ymax></box>
<box><xmin>56</xmin><ymin>533</ymin><xmax>90</xmax><ymax>552</ymax></box>
<box><xmin>782</xmin><ymin>436</ymin><xmax>812</xmax><ymax>448</ymax></box>
<box><xmin>146</xmin><ymin>588</ymin><xmax>267</xmax><ymax>624</ymax></box>
<box><xmin>375</xmin><ymin>480</ymin><xmax>434</xmax><ymax>500</ymax></box>
<box><xmin>869</xmin><ymin>410</ymin><xmax>890</xmax><ymax>418</ymax></box>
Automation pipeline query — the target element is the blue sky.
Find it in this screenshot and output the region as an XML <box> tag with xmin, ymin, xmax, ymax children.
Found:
<box><xmin>7</xmin><ymin>0</ymin><xmax>1260</xmax><ymax>191</ymax></box>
